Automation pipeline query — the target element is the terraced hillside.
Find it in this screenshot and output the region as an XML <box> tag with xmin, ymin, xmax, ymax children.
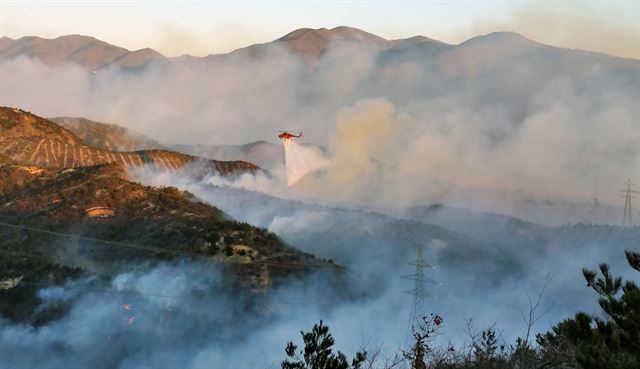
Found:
<box><xmin>0</xmin><ymin>153</ymin><xmax>15</xmax><ymax>165</ymax></box>
<box><xmin>0</xmin><ymin>107</ymin><xmax>259</xmax><ymax>176</ymax></box>
<box><xmin>50</xmin><ymin>116</ymin><xmax>163</xmax><ymax>151</ymax></box>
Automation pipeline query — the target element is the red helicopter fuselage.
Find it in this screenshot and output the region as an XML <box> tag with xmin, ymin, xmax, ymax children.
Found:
<box><xmin>278</xmin><ymin>131</ymin><xmax>303</xmax><ymax>140</ymax></box>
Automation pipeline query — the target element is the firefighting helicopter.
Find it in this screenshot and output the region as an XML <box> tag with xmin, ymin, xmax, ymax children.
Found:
<box><xmin>278</xmin><ymin>130</ymin><xmax>303</xmax><ymax>140</ymax></box>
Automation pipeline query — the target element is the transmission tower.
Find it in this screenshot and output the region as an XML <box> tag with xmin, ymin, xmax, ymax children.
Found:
<box><xmin>404</xmin><ymin>244</ymin><xmax>436</xmax><ymax>330</ymax></box>
<box><xmin>622</xmin><ymin>179</ymin><xmax>639</xmax><ymax>227</ymax></box>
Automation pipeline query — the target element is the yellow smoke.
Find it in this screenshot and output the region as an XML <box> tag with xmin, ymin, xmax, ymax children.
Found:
<box><xmin>456</xmin><ymin>2</ymin><xmax>640</xmax><ymax>60</ymax></box>
<box><xmin>293</xmin><ymin>99</ymin><xmax>406</xmax><ymax>203</ymax></box>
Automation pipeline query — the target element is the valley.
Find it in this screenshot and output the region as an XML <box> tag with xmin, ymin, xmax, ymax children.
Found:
<box><xmin>1</xmin><ymin>15</ymin><xmax>639</xmax><ymax>368</ymax></box>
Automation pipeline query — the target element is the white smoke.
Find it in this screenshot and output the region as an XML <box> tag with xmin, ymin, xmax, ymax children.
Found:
<box><xmin>129</xmin><ymin>168</ymin><xmax>640</xmax><ymax>350</ymax></box>
<box><xmin>282</xmin><ymin>140</ymin><xmax>328</xmax><ymax>186</ymax></box>
<box><xmin>2</xmin><ymin>35</ymin><xmax>639</xmax><ymax>219</ymax></box>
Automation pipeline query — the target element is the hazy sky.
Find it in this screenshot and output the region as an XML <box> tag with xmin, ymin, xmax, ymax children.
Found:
<box><xmin>1</xmin><ymin>0</ymin><xmax>639</xmax><ymax>58</ymax></box>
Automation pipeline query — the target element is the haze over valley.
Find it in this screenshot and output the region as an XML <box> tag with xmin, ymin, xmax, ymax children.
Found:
<box><xmin>1</xmin><ymin>4</ymin><xmax>639</xmax><ymax>368</ymax></box>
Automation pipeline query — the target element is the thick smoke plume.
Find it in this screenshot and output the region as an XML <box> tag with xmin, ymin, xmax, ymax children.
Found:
<box><xmin>1</xmin><ymin>259</ymin><xmax>412</xmax><ymax>368</ymax></box>
<box><xmin>2</xmin><ymin>29</ymin><xmax>640</xmax><ymax>367</ymax></box>
<box><xmin>3</xmin><ymin>175</ymin><xmax>637</xmax><ymax>368</ymax></box>
<box><xmin>1</xmin><ymin>34</ymin><xmax>638</xmax><ymax>219</ymax></box>
<box><xmin>457</xmin><ymin>2</ymin><xmax>640</xmax><ymax>60</ymax></box>
<box><xmin>132</xmin><ymin>168</ymin><xmax>640</xmax><ymax>362</ymax></box>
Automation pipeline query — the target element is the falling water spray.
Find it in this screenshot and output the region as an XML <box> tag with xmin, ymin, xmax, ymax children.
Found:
<box><xmin>282</xmin><ymin>139</ymin><xmax>328</xmax><ymax>186</ymax></box>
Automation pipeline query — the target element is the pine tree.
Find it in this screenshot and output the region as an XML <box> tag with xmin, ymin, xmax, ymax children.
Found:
<box><xmin>538</xmin><ymin>250</ymin><xmax>640</xmax><ymax>369</ymax></box>
<box><xmin>282</xmin><ymin>320</ymin><xmax>366</xmax><ymax>369</ymax></box>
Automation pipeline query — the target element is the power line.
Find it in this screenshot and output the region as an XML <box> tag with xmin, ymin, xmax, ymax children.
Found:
<box><xmin>0</xmin><ymin>221</ymin><xmax>335</xmax><ymax>270</ymax></box>
<box><xmin>9</xmin><ymin>279</ymin><xmax>186</xmax><ymax>300</ymax></box>
<box><xmin>0</xmin><ymin>256</ymin><xmax>323</xmax><ymax>305</ymax></box>
<box><xmin>0</xmin><ymin>248</ymin><xmax>339</xmax><ymax>303</ymax></box>
<box><xmin>2</xmin><ymin>279</ymin><xmax>324</xmax><ymax>307</ymax></box>
<box><xmin>0</xmin><ymin>249</ymin><xmax>204</xmax><ymax>281</ymax></box>
<box><xmin>403</xmin><ymin>244</ymin><xmax>436</xmax><ymax>342</ymax></box>
<box><xmin>0</xmin><ymin>224</ymin><xmax>342</xmax><ymax>304</ymax></box>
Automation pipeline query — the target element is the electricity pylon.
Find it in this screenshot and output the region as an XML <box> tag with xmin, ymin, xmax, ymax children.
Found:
<box><xmin>404</xmin><ymin>244</ymin><xmax>436</xmax><ymax>331</ymax></box>
<box><xmin>621</xmin><ymin>179</ymin><xmax>639</xmax><ymax>227</ymax></box>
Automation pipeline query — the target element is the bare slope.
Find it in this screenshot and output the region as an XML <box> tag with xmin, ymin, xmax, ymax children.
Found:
<box><xmin>229</xmin><ymin>26</ymin><xmax>446</xmax><ymax>64</ymax></box>
<box><xmin>50</xmin><ymin>116</ymin><xmax>163</xmax><ymax>151</ymax></box>
<box><xmin>0</xmin><ymin>107</ymin><xmax>259</xmax><ymax>175</ymax></box>
<box><xmin>0</xmin><ymin>35</ymin><xmax>165</xmax><ymax>70</ymax></box>
<box><xmin>49</xmin><ymin>115</ymin><xmax>287</xmax><ymax>170</ymax></box>
<box><xmin>0</xmin><ymin>26</ymin><xmax>448</xmax><ymax>68</ymax></box>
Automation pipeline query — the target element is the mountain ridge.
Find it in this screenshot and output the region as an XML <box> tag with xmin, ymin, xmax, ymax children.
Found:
<box><xmin>4</xmin><ymin>26</ymin><xmax>632</xmax><ymax>70</ymax></box>
<box><xmin>50</xmin><ymin>116</ymin><xmax>163</xmax><ymax>152</ymax></box>
<box><xmin>0</xmin><ymin>107</ymin><xmax>260</xmax><ymax>176</ymax></box>
<box><xmin>47</xmin><ymin>116</ymin><xmax>289</xmax><ymax>169</ymax></box>
<box><xmin>0</xmin><ymin>161</ymin><xmax>335</xmax><ymax>323</ymax></box>
<box><xmin>0</xmin><ymin>34</ymin><xmax>169</xmax><ymax>70</ymax></box>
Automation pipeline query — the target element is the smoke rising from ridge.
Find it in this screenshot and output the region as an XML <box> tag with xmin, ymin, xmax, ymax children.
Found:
<box><xmin>129</xmin><ymin>168</ymin><xmax>640</xmax><ymax>361</ymax></box>
<box><xmin>0</xmin><ymin>31</ymin><xmax>638</xmax><ymax>217</ymax></box>
<box><xmin>0</xmin><ymin>255</ymin><xmax>415</xmax><ymax>367</ymax></box>
<box><xmin>457</xmin><ymin>2</ymin><xmax>640</xmax><ymax>60</ymax></box>
<box><xmin>4</xmin><ymin>173</ymin><xmax>636</xmax><ymax>368</ymax></box>
<box><xmin>2</xmin><ymin>25</ymin><xmax>640</xmax><ymax>368</ymax></box>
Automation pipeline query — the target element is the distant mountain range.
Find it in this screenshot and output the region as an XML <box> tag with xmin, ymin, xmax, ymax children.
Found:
<box><xmin>230</xmin><ymin>26</ymin><xmax>447</xmax><ymax>65</ymax></box>
<box><xmin>0</xmin><ymin>34</ymin><xmax>164</xmax><ymax>70</ymax></box>
<box><xmin>1</xmin><ymin>26</ymin><xmax>638</xmax><ymax>225</ymax></box>
<box><xmin>0</xmin><ymin>27</ymin><xmax>450</xmax><ymax>70</ymax></box>
<box><xmin>3</xmin><ymin>27</ymin><xmax>639</xmax><ymax>361</ymax></box>
<box><xmin>2</xmin><ymin>26</ymin><xmax>635</xmax><ymax>73</ymax></box>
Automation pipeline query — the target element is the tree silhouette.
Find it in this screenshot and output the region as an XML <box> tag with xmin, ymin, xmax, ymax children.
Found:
<box><xmin>282</xmin><ymin>320</ymin><xmax>366</xmax><ymax>369</ymax></box>
<box><xmin>538</xmin><ymin>250</ymin><xmax>639</xmax><ymax>369</ymax></box>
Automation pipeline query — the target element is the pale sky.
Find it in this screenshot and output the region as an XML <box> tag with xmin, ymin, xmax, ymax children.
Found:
<box><xmin>1</xmin><ymin>0</ymin><xmax>639</xmax><ymax>59</ymax></box>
